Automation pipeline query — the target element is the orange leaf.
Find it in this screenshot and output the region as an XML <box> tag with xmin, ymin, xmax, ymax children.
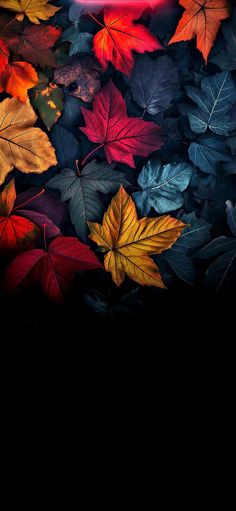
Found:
<box><xmin>88</xmin><ymin>186</ymin><xmax>186</xmax><ymax>287</ymax></box>
<box><xmin>92</xmin><ymin>5</ymin><xmax>162</xmax><ymax>76</ymax></box>
<box><xmin>168</xmin><ymin>0</ymin><xmax>231</xmax><ymax>63</ymax></box>
<box><xmin>0</xmin><ymin>61</ymin><xmax>38</xmax><ymax>102</ymax></box>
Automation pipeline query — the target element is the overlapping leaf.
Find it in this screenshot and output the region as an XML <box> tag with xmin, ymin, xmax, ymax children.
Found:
<box><xmin>0</xmin><ymin>97</ymin><xmax>57</xmax><ymax>184</ymax></box>
<box><xmin>169</xmin><ymin>0</ymin><xmax>231</xmax><ymax>63</ymax></box>
<box><xmin>0</xmin><ymin>0</ymin><xmax>61</xmax><ymax>24</ymax></box>
<box><xmin>5</xmin><ymin>236</ymin><xmax>102</xmax><ymax>302</ymax></box>
<box><xmin>130</xmin><ymin>55</ymin><xmax>178</xmax><ymax>115</ymax></box>
<box><xmin>92</xmin><ymin>5</ymin><xmax>162</xmax><ymax>76</ymax></box>
<box><xmin>48</xmin><ymin>160</ymin><xmax>129</xmax><ymax>242</ymax></box>
<box><xmin>188</xmin><ymin>136</ymin><xmax>231</xmax><ymax>174</ymax></box>
<box><xmin>0</xmin><ymin>179</ymin><xmax>39</xmax><ymax>255</ymax></box>
<box><xmin>134</xmin><ymin>160</ymin><xmax>193</xmax><ymax>215</ymax></box>
<box><xmin>80</xmin><ymin>80</ymin><xmax>163</xmax><ymax>168</ymax></box>
<box><xmin>88</xmin><ymin>186</ymin><xmax>186</xmax><ymax>287</ymax></box>
<box><xmin>182</xmin><ymin>71</ymin><xmax>236</xmax><ymax>135</ymax></box>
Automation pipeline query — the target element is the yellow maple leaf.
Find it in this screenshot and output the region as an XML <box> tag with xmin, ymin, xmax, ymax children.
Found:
<box><xmin>0</xmin><ymin>0</ymin><xmax>61</xmax><ymax>24</ymax></box>
<box><xmin>0</xmin><ymin>97</ymin><xmax>57</xmax><ymax>184</ymax></box>
<box><xmin>88</xmin><ymin>186</ymin><xmax>186</xmax><ymax>287</ymax></box>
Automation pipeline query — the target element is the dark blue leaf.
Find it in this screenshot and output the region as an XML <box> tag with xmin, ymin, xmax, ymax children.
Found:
<box><xmin>50</xmin><ymin>125</ymin><xmax>80</xmax><ymax>169</ymax></box>
<box><xmin>226</xmin><ymin>200</ymin><xmax>236</xmax><ymax>236</ymax></box>
<box><xmin>188</xmin><ymin>136</ymin><xmax>231</xmax><ymax>175</ymax></box>
<box><xmin>159</xmin><ymin>212</ymin><xmax>211</xmax><ymax>284</ymax></box>
<box><xmin>61</xmin><ymin>26</ymin><xmax>93</xmax><ymax>56</ymax></box>
<box><xmin>48</xmin><ymin>160</ymin><xmax>129</xmax><ymax>241</ymax></box>
<box><xmin>130</xmin><ymin>55</ymin><xmax>178</xmax><ymax>116</ymax></box>
<box><xmin>184</xmin><ymin>71</ymin><xmax>236</xmax><ymax>135</ymax></box>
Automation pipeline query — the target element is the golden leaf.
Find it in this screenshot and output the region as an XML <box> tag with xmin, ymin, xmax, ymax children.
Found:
<box><xmin>88</xmin><ymin>186</ymin><xmax>186</xmax><ymax>287</ymax></box>
<box><xmin>0</xmin><ymin>97</ymin><xmax>57</xmax><ymax>184</ymax></box>
<box><xmin>0</xmin><ymin>0</ymin><xmax>61</xmax><ymax>24</ymax></box>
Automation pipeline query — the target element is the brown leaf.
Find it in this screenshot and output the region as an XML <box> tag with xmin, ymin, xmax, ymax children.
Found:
<box><xmin>54</xmin><ymin>56</ymin><xmax>102</xmax><ymax>103</ymax></box>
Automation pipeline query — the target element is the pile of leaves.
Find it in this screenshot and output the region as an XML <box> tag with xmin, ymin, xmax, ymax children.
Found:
<box><xmin>0</xmin><ymin>0</ymin><xmax>235</xmax><ymax>322</ymax></box>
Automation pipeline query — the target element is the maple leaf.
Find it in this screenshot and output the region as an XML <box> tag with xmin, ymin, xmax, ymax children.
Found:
<box><xmin>91</xmin><ymin>5</ymin><xmax>162</xmax><ymax>76</ymax></box>
<box><xmin>168</xmin><ymin>0</ymin><xmax>231</xmax><ymax>63</ymax></box>
<box><xmin>48</xmin><ymin>160</ymin><xmax>129</xmax><ymax>242</ymax></box>
<box><xmin>88</xmin><ymin>186</ymin><xmax>186</xmax><ymax>287</ymax></box>
<box><xmin>0</xmin><ymin>0</ymin><xmax>61</xmax><ymax>25</ymax></box>
<box><xmin>7</xmin><ymin>25</ymin><xmax>62</xmax><ymax>68</ymax></box>
<box><xmin>5</xmin><ymin>236</ymin><xmax>102</xmax><ymax>302</ymax></box>
<box><xmin>0</xmin><ymin>179</ymin><xmax>39</xmax><ymax>255</ymax></box>
<box><xmin>80</xmin><ymin>80</ymin><xmax>163</xmax><ymax>168</ymax></box>
<box><xmin>0</xmin><ymin>97</ymin><xmax>57</xmax><ymax>185</ymax></box>
<box><xmin>0</xmin><ymin>38</ymin><xmax>9</xmax><ymax>74</ymax></box>
<box><xmin>0</xmin><ymin>61</ymin><xmax>38</xmax><ymax>102</ymax></box>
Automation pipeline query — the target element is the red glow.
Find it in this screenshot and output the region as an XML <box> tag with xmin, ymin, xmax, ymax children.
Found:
<box><xmin>76</xmin><ymin>0</ymin><xmax>170</xmax><ymax>5</ymax></box>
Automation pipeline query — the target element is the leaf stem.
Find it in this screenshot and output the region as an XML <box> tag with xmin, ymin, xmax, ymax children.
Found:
<box><xmin>75</xmin><ymin>160</ymin><xmax>81</xmax><ymax>176</ymax></box>
<box><xmin>81</xmin><ymin>144</ymin><xmax>104</xmax><ymax>167</ymax></box>
<box><xmin>2</xmin><ymin>17</ymin><xmax>18</xmax><ymax>31</ymax></box>
<box><xmin>13</xmin><ymin>188</ymin><xmax>45</xmax><ymax>211</ymax></box>
<box><xmin>88</xmin><ymin>11</ymin><xmax>104</xmax><ymax>28</ymax></box>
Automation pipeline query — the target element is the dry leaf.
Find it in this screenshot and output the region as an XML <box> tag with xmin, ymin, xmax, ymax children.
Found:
<box><xmin>0</xmin><ymin>0</ymin><xmax>61</xmax><ymax>24</ymax></box>
<box><xmin>0</xmin><ymin>97</ymin><xmax>57</xmax><ymax>184</ymax></box>
<box><xmin>54</xmin><ymin>56</ymin><xmax>102</xmax><ymax>103</ymax></box>
<box><xmin>88</xmin><ymin>186</ymin><xmax>186</xmax><ymax>287</ymax></box>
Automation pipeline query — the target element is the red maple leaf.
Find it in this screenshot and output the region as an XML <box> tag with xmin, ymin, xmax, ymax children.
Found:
<box><xmin>91</xmin><ymin>5</ymin><xmax>162</xmax><ymax>76</ymax></box>
<box><xmin>7</xmin><ymin>25</ymin><xmax>61</xmax><ymax>68</ymax></box>
<box><xmin>5</xmin><ymin>235</ymin><xmax>102</xmax><ymax>302</ymax></box>
<box><xmin>0</xmin><ymin>179</ymin><xmax>39</xmax><ymax>256</ymax></box>
<box><xmin>80</xmin><ymin>80</ymin><xmax>163</xmax><ymax>168</ymax></box>
<box><xmin>0</xmin><ymin>37</ymin><xmax>9</xmax><ymax>73</ymax></box>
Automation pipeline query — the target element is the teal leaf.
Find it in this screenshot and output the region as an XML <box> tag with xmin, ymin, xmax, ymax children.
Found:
<box><xmin>133</xmin><ymin>160</ymin><xmax>193</xmax><ymax>215</ymax></box>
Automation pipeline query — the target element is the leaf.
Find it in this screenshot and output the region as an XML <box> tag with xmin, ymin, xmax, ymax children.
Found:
<box><xmin>30</xmin><ymin>72</ymin><xmax>64</xmax><ymax>130</ymax></box>
<box><xmin>168</xmin><ymin>0</ymin><xmax>231</xmax><ymax>63</ymax></box>
<box><xmin>80</xmin><ymin>80</ymin><xmax>163</xmax><ymax>168</ymax></box>
<box><xmin>8</xmin><ymin>25</ymin><xmax>62</xmax><ymax>67</ymax></box>
<box><xmin>68</xmin><ymin>2</ymin><xmax>104</xmax><ymax>22</ymax></box>
<box><xmin>14</xmin><ymin>187</ymin><xmax>67</xmax><ymax>229</ymax></box>
<box><xmin>183</xmin><ymin>71</ymin><xmax>236</xmax><ymax>135</ymax></box>
<box><xmin>226</xmin><ymin>200</ymin><xmax>236</xmax><ymax>236</ymax></box>
<box><xmin>0</xmin><ymin>38</ymin><xmax>9</xmax><ymax>73</ymax></box>
<box><xmin>159</xmin><ymin>212</ymin><xmax>211</xmax><ymax>284</ymax></box>
<box><xmin>0</xmin><ymin>179</ymin><xmax>39</xmax><ymax>255</ymax></box>
<box><xmin>88</xmin><ymin>186</ymin><xmax>185</xmax><ymax>287</ymax></box>
<box><xmin>0</xmin><ymin>61</ymin><xmax>38</xmax><ymax>102</ymax></box>
<box><xmin>48</xmin><ymin>160</ymin><xmax>129</xmax><ymax>242</ymax></box>
<box><xmin>61</xmin><ymin>26</ymin><xmax>93</xmax><ymax>56</ymax></box>
<box><xmin>210</xmin><ymin>10</ymin><xmax>236</xmax><ymax>70</ymax></box>
<box><xmin>198</xmin><ymin>236</ymin><xmax>236</xmax><ymax>297</ymax></box>
<box><xmin>188</xmin><ymin>135</ymin><xmax>231</xmax><ymax>175</ymax></box>
<box><xmin>134</xmin><ymin>160</ymin><xmax>193</xmax><ymax>215</ymax></box>
<box><xmin>0</xmin><ymin>0</ymin><xmax>61</xmax><ymax>24</ymax></box>
<box><xmin>130</xmin><ymin>55</ymin><xmax>178</xmax><ymax>116</ymax></box>
<box><xmin>0</xmin><ymin>97</ymin><xmax>57</xmax><ymax>185</ymax></box>
<box><xmin>92</xmin><ymin>5</ymin><xmax>162</xmax><ymax>76</ymax></box>
<box><xmin>4</xmin><ymin>235</ymin><xmax>102</xmax><ymax>302</ymax></box>
<box><xmin>54</xmin><ymin>55</ymin><xmax>101</xmax><ymax>102</ymax></box>
<box><xmin>50</xmin><ymin>124</ymin><xmax>80</xmax><ymax>169</ymax></box>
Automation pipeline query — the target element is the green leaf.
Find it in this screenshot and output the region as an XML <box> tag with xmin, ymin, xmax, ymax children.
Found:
<box><xmin>30</xmin><ymin>72</ymin><xmax>64</xmax><ymax>130</ymax></box>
